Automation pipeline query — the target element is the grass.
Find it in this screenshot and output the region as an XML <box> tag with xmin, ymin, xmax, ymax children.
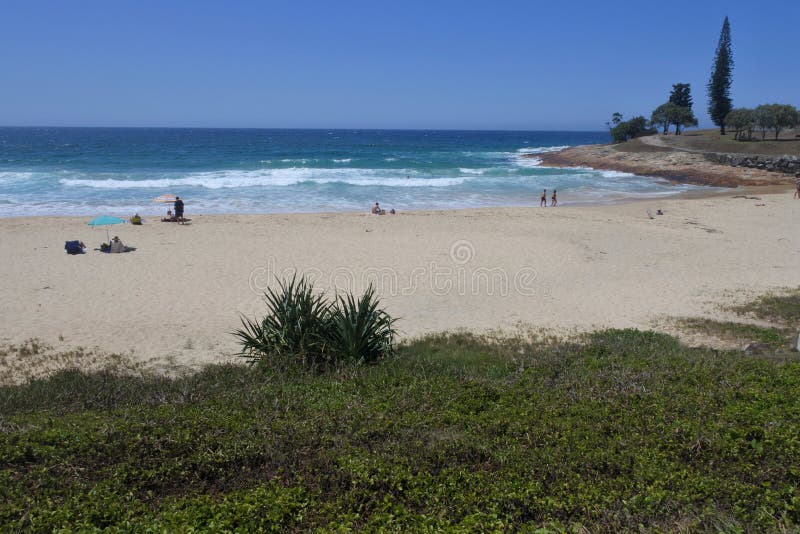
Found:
<box><xmin>677</xmin><ymin>287</ymin><xmax>799</xmax><ymax>350</ymax></box>
<box><xmin>2</xmin><ymin>329</ymin><xmax>800</xmax><ymax>531</ymax></box>
<box><xmin>611</xmin><ymin>138</ymin><xmax>674</xmax><ymax>153</ymax></box>
<box><xmin>678</xmin><ymin>318</ymin><xmax>791</xmax><ymax>349</ymax></box>
<box><xmin>0</xmin><ymin>340</ymin><xmax>141</xmax><ymax>386</ymax></box>
<box><xmin>615</xmin><ymin>128</ymin><xmax>800</xmax><ymax>156</ymax></box>
<box><xmin>732</xmin><ymin>288</ymin><xmax>800</xmax><ymax>326</ymax></box>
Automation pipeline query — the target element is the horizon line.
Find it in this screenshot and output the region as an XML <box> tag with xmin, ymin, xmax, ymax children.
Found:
<box><xmin>0</xmin><ymin>125</ymin><xmax>611</xmax><ymax>134</ymax></box>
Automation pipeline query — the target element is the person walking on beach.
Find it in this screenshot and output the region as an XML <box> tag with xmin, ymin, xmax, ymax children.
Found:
<box><xmin>540</xmin><ymin>189</ymin><xmax>547</xmax><ymax>207</ymax></box>
<box><xmin>174</xmin><ymin>196</ymin><xmax>185</xmax><ymax>222</ymax></box>
<box><xmin>551</xmin><ymin>190</ymin><xmax>557</xmax><ymax>207</ymax></box>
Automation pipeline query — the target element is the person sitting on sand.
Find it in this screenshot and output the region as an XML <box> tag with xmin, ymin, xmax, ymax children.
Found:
<box><xmin>551</xmin><ymin>190</ymin><xmax>557</xmax><ymax>207</ymax></box>
<box><xmin>371</xmin><ymin>202</ymin><xmax>386</xmax><ymax>215</ymax></box>
<box><xmin>540</xmin><ymin>189</ymin><xmax>547</xmax><ymax>207</ymax></box>
<box><xmin>109</xmin><ymin>236</ymin><xmax>126</xmax><ymax>253</ymax></box>
<box><xmin>130</xmin><ymin>213</ymin><xmax>142</xmax><ymax>225</ymax></box>
<box><xmin>161</xmin><ymin>209</ymin><xmax>176</xmax><ymax>222</ymax></box>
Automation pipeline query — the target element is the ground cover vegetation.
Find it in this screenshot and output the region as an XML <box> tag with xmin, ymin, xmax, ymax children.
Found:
<box><xmin>1</xmin><ymin>289</ymin><xmax>799</xmax><ymax>530</ymax></box>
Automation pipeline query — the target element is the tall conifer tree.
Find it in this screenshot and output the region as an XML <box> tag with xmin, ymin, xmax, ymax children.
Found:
<box><xmin>707</xmin><ymin>17</ymin><xmax>734</xmax><ymax>134</ymax></box>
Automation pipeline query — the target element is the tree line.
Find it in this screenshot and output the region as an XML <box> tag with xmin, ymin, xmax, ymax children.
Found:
<box><xmin>725</xmin><ymin>104</ymin><xmax>800</xmax><ymax>141</ymax></box>
<box><xmin>607</xmin><ymin>16</ymin><xmax>798</xmax><ymax>144</ymax></box>
<box><xmin>607</xmin><ymin>83</ymin><xmax>699</xmax><ymax>143</ymax></box>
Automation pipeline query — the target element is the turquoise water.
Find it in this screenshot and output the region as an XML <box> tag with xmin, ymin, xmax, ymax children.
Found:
<box><xmin>0</xmin><ymin>128</ymin><xmax>698</xmax><ymax>217</ymax></box>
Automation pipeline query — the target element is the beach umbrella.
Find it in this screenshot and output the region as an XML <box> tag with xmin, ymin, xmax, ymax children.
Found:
<box><xmin>154</xmin><ymin>194</ymin><xmax>178</xmax><ymax>217</ymax></box>
<box><xmin>87</xmin><ymin>215</ymin><xmax>126</xmax><ymax>244</ymax></box>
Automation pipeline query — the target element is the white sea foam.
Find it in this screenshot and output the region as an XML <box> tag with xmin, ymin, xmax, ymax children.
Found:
<box><xmin>0</xmin><ymin>171</ymin><xmax>35</xmax><ymax>184</ymax></box>
<box><xmin>599</xmin><ymin>170</ymin><xmax>638</xmax><ymax>179</ymax></box>
<box><xmin>513</xmin><ymin>155</ymin><xmax>543</xmax><ymax>168</ymax></box>
<box><xmin>332</xmin><ymin>158</ymin><xmax>352</xmax><ymax>163</ymax></box>
<box><xmin>458</xmin><ymin>168</ymin><xmax>487</xmax><ymax>175</ymax></box>
<box><xmin>515</xmin><ymin>145</ymin><xmax>570</xmax><ymax>154</ymax></box>
<box><xmin>384</xmin><ymin>157</ymin><xmax>398</xmax><ymax>162</ymax></box>
<box><xmin>465</xmin><ymin>151</ymin><xmax>511</xmax><ymax>160</ymax></box>
<box><xmin>59</xmin><ymin>168</ymin><xmax>467</xmax><ymax>190</ymax></box>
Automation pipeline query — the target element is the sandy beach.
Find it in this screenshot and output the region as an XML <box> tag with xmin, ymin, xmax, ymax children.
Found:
<box><xmin>1</xmin><ymin>188</ymin><xmax>797</xmax><ymax>377</ymax></box>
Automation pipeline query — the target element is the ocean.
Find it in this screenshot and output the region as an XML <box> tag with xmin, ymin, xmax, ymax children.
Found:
<box><xmin>0</xmin><ymin>128</ymin><xmax>698</xmax><ymax>217</ymax></box>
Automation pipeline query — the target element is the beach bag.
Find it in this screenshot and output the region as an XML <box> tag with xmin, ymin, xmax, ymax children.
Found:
<box><xmin>65</xmin><ymin>240</ymin><xmax>83</xmax><ymax>255</ymax></box>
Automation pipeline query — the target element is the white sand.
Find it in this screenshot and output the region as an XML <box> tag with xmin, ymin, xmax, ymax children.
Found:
<box><xmin>1</xmin><ymin>190</ymin><xmax>797</xmax><ymax>374</ymax></box>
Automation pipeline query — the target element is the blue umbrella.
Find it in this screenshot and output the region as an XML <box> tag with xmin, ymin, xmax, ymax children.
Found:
<box><xmin>88</xmin><ymin>215</ymin><xmax>126</xmax><ymax>244</ymax></box>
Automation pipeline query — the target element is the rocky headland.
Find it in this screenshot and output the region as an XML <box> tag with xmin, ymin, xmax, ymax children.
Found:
<box><xmin>528</xmin><ymin>138</ymin><xmax>798</xmax><ymax>187</ymax></box>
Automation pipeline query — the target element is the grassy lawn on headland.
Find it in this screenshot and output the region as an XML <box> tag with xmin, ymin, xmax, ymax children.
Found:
<box><xmin>615</xmin><ymin>128</ymin><xmax>800</xmax><ymax>157</ymax></box>
<box><xmin>2</xmin><ymin>325</ymin><xmax>799</xmax><ymax>531</ymax></box>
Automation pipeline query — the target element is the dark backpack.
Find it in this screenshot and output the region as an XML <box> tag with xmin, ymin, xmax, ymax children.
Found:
<box><xmin>65</xmin><ymin>241</ymin><xmax>83</xmax><ymax>254</ymax></box>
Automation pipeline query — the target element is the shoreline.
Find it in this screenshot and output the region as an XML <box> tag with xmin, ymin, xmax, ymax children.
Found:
<box><xmin>1</xmin><ymin>192</ymin><xmax>798</xmax><ymax>381</ymax></box>
<box><xmin>0</xmin><ymin>182</ymin><xmax>782</xmax><ymax>222</ymax></box>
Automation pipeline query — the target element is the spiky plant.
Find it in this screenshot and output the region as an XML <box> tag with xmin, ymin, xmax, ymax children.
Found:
<box><xmin>328</xmin><ymin>285</ymin><xmax>397</xmax><ymax>364</ymax></box>
<box><xmin>234</xmin><ymin>275</ymin><xmax>333</xmax><ymax>366</ymax></box>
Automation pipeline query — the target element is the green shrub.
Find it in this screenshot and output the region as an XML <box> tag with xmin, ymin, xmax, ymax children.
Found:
<box><xmin>328</xmin><ymin>285</ymin><xmax>397</xmax><ymax>364</ymax></box>
<box><xmin>235</xmin><ymin>274</ymin><xmax>334</xmax><ymax>366</ymax></box>
<box><xmin>234</xmin><ymin>275</ymin><xmax>396</xmax><ymax>367</ymax></box>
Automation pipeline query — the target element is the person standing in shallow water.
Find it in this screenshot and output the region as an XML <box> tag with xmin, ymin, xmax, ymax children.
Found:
<box><xmin>551</xmin><ymin>190</ymin><xmax>557</xmax><ymax>207</ymax></box>
<box><xmin>540</xmin><ymin>189</ymin><xmax>547</xmax><ymax>207</ymax></box>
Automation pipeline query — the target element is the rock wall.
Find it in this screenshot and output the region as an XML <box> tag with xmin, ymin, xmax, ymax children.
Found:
<box><xmin>703</xmin><ymin>153</ymin><xmax>800</xmax><ymax>176</ymax></box>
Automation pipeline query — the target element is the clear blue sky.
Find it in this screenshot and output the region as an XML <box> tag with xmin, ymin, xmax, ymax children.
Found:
<box><xmin>1</xmin><ymin>0</ymin><xmax>798</xmax><ymax>130</ymax></box>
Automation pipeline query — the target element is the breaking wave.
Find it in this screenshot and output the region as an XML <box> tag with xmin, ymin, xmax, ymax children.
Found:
<box><xmin>59</xmin><ymin>168</ymin><xmax>467</xmax><ymax>189</ymax></box>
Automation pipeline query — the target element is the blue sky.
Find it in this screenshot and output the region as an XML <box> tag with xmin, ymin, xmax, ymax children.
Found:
<box><xmin>1</xmin><ymin>0</ymin><xmax>798</xmax><ymax>130</ymax></box>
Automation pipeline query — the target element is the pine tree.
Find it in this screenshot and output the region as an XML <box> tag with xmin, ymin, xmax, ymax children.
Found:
<box><xmin>707</xmin><ymin>17</ymin><xmax>734</xmax><ymax>135</ymax></box>
<box><xmin>668</xmin><ymin>83</ymin><xmax>696</xmax><ymax>134</ymax></box>
<box><xmin>669</xmin><ymin>83</ymin><xmax>693</xmax><ymax>110</ymax></box>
